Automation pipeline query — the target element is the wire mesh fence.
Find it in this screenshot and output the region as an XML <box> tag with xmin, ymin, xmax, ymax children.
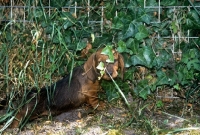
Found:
<box><xmin>0</xmin><ymin>0</ymin><xmax>105</xmax><ymax>36</ymax></box>
<box><xmin>0</xmin><ymin>0</ymin><xmax>199</xmax><ymax>100</ymax></box>
<box><xmin>143</xmin><ymin>0</ymin><xmax>200</xmax><ymax>100</ymax></box>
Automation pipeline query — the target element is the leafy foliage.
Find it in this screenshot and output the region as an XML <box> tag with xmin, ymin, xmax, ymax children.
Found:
<box><xmin>0</xmin><ymin>0</ymin><xmax>200</xmax><ymax>132</ymax></box>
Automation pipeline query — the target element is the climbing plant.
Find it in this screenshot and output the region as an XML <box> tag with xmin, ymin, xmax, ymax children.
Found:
<box><xmin>0</xmin><ymin>0</ymin><xmax>200</xmax><ymax>132</ymax></box>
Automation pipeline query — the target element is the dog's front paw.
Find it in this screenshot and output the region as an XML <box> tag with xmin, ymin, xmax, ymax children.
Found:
<box><xmin>94</xmin><ymin>101</ymin><xmax>106</xmax><ymax>110</ymax></box>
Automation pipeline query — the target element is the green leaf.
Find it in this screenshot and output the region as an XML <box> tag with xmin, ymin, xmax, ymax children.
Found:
<box><xmin>156</xmin><ymin>100</ymin><xmax>164</xmax><ymax>108</ymax></box>
<box><xmin>135</xmin><ymin>25</ymin><xmax>149</xmax><ymax>40</ymax></box>
<box><xmin>134</xmin><ymin>79</ymin><xmax>151</xmax><ymax>100</ymax></box>
<box><xmin>131</xmin><ymin>53</ymin><xmax>146</xmax><ymax>66</ymax></box>
<box><xmin>123</xmin><ymin>54</ymin><xmax>132</xmax><ymax>68</ymax></box>
<box><xmin>152</xmin><ymin>50</ymin><xmax>171</xmax><ymax>68</ymax></box>
<box><xmin>187</xmin><ymin>59</ymin><xmax>200</xmax><ymax>70</ymax></box>
<box><xmin>130</xmin><ymin>46</ymin><xmax>155</xmax><ymax>68</ymax></box>
<box><xmin>124</xmin><ymin>68</ymin><xmax>135</xmax><ymax>80</ymax></box>
<box><xmin>96</xmin><ymin>62</ymin><xmax>105</xmax><ymax>70</ymax></box>
<box><xmin>185</xmin><ymin>10</ymin><xmax>200</xmax><ymax>29</ymax></box>
<box><xmin>33</xmin><ymin>9</ymin><xmax>43</xmax><ymax>18</ymax></box>
<box><xmin>117</xmin><ymin>40</ymin><xmax>127</xmax><ymax>53</ymax></box>
<box><xmin>171</xmin><ymin>21</ymin><xmax>178</xmax><ymax>34</ymax></box>
<box><xmin>123</xmin><ymin>20</ymin><xmax>138</xmax><ymax>39</ymax></box>
<box><xmin>161</xmin><ymin>0</ymin><xmax>177</xmax><ymax>6</ymax></box>
<box><xmin>113</xmin><ymin>17</ymin><xmax>124</xmax><ymax>29</ymax></box>
<box><xmin>156</xmin><ymin>70</ymin><xmax>169</xmax><ymax>85</ymax></box>
<box><xmin>143</xmin><ymin>46</ymin><xmax>155</xmax><ymax>68</ymax></box>
<box><xmin>101</xmin><ymin>45</ymin><xmax>114</xmax><ymax>63</ymax></box>
<box><xmin>174</xmin><ymin>84</ymin><xmax>180</xmax><ymax>90</ymax></box>
<box><xmin>101</xmin><ymin>81</ymin><xmax>120</xmax><ymax>102</ymax></box>
<box><xmin>61</xmin><ymin>12</ymin><xmax>75</xmax><ymax>29</ymax></box>
<box><xmin>138</xmin><ymin>8</ymin><xmax>153</xmax><ymax>24</ymax></box>
<box><xmin>190</xmin><ymin>10</ymin><xmax>200</xmax><ymax>23</ymax></box>
<box><xmin>50</xmin><ymin>0</ymin><xmax>66</xmax><ymax>8</ymax></box>
<box><xmin>126</xmin><ymin>38</ymin><xmax>139</xmax><ymax>54</ymax></box>
<box><xmin>64</xmin><ymin>21</ymin><xmax>73</xmax><ymax>29</ymax></box>
<box><xmin>145</xmin><ymin>0</ymin><xmax>157</xmax><ymax>6</ymax></box>
<box><xmin>76</xmin><ymin>41</ymin><xmax>87</xmax><ymax>51</ymax></box>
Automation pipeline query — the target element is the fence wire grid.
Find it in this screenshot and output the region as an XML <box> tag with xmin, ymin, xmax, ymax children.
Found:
<box><xmin>0</xmin><ymin>0</ymin><xmax>200</xmax><ymax>100</ymax></box>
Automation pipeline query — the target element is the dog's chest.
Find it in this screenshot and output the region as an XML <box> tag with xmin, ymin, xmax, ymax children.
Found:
<box><xmin>78</xmin><ymin>77</ymin><xmax>100</xmax><ymax>99</ymax></box>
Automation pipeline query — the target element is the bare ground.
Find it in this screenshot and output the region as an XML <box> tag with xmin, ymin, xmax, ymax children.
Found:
<box><xmin>1</xmin><ymin>95</ymin><xmax>200</xmax><ymax>135</ymax></box>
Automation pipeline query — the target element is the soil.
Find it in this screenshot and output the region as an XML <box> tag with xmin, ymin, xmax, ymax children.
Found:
<box><xmin>1</xmin><ymin>94</ymin><xmax>200</xmax><ymax>135</ymax></box>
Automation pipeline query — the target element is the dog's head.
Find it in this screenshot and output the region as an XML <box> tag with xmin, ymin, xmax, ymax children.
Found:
<box><xmin>84</xmin><ymin>48</ymin><xmax>124</xmax><ymax>81</ymax></box>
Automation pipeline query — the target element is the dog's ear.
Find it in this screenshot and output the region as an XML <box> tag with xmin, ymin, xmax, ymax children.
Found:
<box><xmin>118</xmin><ymin>53</ymin><xmax>125</xmax><ymax>80</ymax></box>
<box><xmin>83</xmin><ymin>53</ymin><xmax>98</xmax><ymax>82</ymax></box>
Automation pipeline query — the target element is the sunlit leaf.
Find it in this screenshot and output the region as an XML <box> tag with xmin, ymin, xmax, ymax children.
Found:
<box><xmin>76</xmin><ymin>41</ymin><xmax>87</xmax><ymax>51</ymax></box>
<box><xmin>117</xmin><ymin>40</ymin><xmax>126</xmax><ymax>53</ymax></box>
<box><xmin>96</xmin><ymin>62</ymin><xmax>105</xmax><ymax>70</ymax></box>
<box><xmin>101</xmin><ymin>46</ymin><xmax>114</xmax><ymax>63</ymax></box>
<box><xmin>174</xmin><ymin>84</ymin><xmax>180</xmax><ymax>90</ymax></box>
<box><xmin>171</xmin><ymin>21</ymin><xmax>178</xmax><ymax>34</ymax></box>
<box><xmin>156</xmin><ymin>100</ymin><xmax>164</xmax><ymax>108</ymax></box>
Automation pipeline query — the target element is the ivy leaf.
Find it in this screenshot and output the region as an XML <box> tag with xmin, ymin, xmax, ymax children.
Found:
<box><xmin>139</xmin><ymin>87</ymin><xmax>151</xmax><ymax>100</ymax></box>
<box><xmin>146</xmin><ymin>0</ymin><xmax>157</xmax><ymax>6</ymax></box>
<box><xmin>185</xmin><ymin>10</ymin><xmax>200</xmax><ymax>29</ymax></box>
<box><xmin>102</xmin><ymin>81</ymin><xmax>120</xmax><ymax>102</ymax></box>
<box><xmin>50</xmin><ymin>0</ymin><xmax>66</xmax><ymax>8</ymax></box>
<box><xmin>101</xmin><ymin>46</ymin><xmax>114</xmax><ymax>63</ymax></box>
<box><xmin>171</xmin><ymin>21</ymin><xmax>178</xmax><ymax>34</ymax></box>
<box><xmin>152</xmin><ymin>50</ymin><xmax>171</xmax><ymax>68</ymax></box>
<box><xmin>126</xmin><ymin>38</ymin><xmax>139</xmax><ymax>54</ymax></box>
<box><xmin>117</xmin><ymin>40</ymin><xmax>127</xmax><ymax>53</ymax></box>
<box><xmin>60</xmin><ymin>12</ymin><xmax>75</xmax><ymax>29</ymax></box>
<box><xmin>156</xmin><ymin>100</ymin><xmax>164</xmax><ymax>108</ymax></box>
<box><xmin>134</xmin><ymin>79</ymin><xmax>151</xmax><ymax>100</ymax></box>
<box><xmin>123</xmin><ymin>54</ymin><xmax>132</xmax><ymax>68</ymax></box>
<box><xmin>33</xmin><ymin>9</ymin><xmax>43</xmax><ymax>18</ymax></box>
<box><xmin>187</xmin><ymin>59</ymin><xmax>200</xmax><ymax>70</ymax></box>
<box><xmin>155</xmin><ymin>70</ymin><xmax>169</xmax><ymax>85</ymax></box>
<box><xmin>76</xmin><ymin>41</ymin><xmax>87</xmax><ymax>51</ymax></box>
<box><xmin>143</xmin><ymin>46</ymin><xmax>155</xmax><ymax>68</ymax></box>
<box><xmin>138</xmin><ymin>8</ymin><xmax>152</xmax><ymax>24</ymax></box>
<box><xmin>174</xmin><ymin>84</ymin><xmax>180</xmax><ymax>90</ymax></box>
<box><xmin>124</xmin><ymin>68</ymin><xmax>135</xmax><ymax>80</ymax></box>
<box><xmin>113</xmin><ymin>17</ymin><xmax>124</xmax><ymax>29</ymax></box>
<box><xmin>123</xmin><ymin>20</ymin><xmax>138</xmax><ymax>39</ymax></box>
<box><xmin>161</xmin><ymin>0</ymin><xmax>177</xmax><ymax>6</ymax></box>
<box><xmin>131</xmin><ymin>53</ymin><xmax>146</xmax><ymax>66</ymax></box>
<box><xmin>96</xmin><ymin>62</ymin><xmax>105</xmax><ymax>70</ymax></box>
<box><xmin>135</xmin><ymin>25</ymin><xmax>149</xmax><ymax>40</ymax></box>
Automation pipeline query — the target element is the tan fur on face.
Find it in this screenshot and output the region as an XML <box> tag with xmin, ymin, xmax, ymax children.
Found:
<box><xmin>86</xmin><ymin>49</ymin><xmax>124</xmax><ymax>80</ymax></box>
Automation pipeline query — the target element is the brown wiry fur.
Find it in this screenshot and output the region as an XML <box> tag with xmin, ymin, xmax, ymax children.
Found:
<box><xmin>10</xmin><ymin>48</ymin><xmax>124</xmax><ymax>128</ymax></box>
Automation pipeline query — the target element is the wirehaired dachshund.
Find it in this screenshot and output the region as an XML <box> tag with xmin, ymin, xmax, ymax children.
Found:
<box><xmin>8</xmin><ymin>48</ymin><xmax>124</xmax><ymax>128</ymax></box>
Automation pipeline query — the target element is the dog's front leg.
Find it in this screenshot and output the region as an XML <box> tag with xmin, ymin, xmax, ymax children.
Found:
<box><xmin>86</xmin><ymin>90</ymin><xmax>105</xmax><ymax>110</ymax></box>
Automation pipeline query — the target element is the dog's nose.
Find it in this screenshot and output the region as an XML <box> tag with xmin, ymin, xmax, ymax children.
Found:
<box><xmin>106</xmin><ymin>71</ymin><xmax>113</xmax><ymax>75</ymax></box>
